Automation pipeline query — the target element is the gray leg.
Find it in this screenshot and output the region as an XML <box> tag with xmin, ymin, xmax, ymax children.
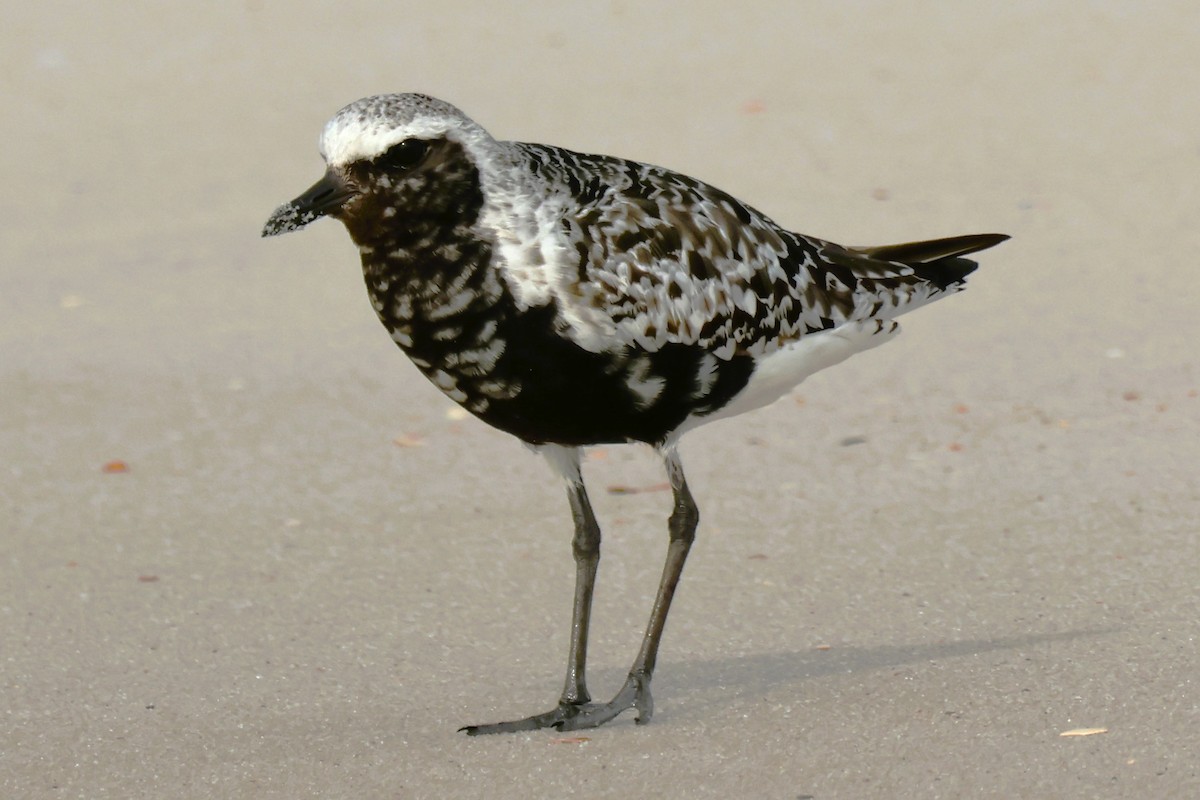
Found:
<box><xmin>462</xmin><ymin>446</ymin><xmax>699</xmax><ymax>735</ymax></box>
<box><xmin>556</xmin><ymin>447</ymin><xmax>699</xmax><ymax>730</ymax></box>
<box><xmin>461</xmin><ymin>446</ymin><xmax>602</xmax><ymax>735</ymax></box>
<box><xmin>560</xmin><ymin>475</ymin><xmax>601</xmax><ymax>704</ymax></box>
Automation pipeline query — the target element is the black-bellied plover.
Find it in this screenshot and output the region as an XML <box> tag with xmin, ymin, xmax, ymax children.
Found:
<box><xmin>263</xmin><ymin>93</ymin><xmax>1007</xmax><ymax>734</ymax></box>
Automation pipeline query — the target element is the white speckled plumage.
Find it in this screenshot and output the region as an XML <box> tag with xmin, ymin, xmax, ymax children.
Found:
<box><xmin>300</xmin><ymin>93</ymin><xmax>1000</xmax><ymax>443</ymax></box>
<box><xmin>263</xmin><ymin>93</ymin><xmax>1007</xmax><ymax>734</ymax></box>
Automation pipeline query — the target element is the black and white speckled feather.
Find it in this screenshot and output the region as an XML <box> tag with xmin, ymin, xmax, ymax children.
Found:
<box><xmin>264</xmin><ymin>93</ymin><xmax>1006</xmax><ymax>448</ymax></box>
<box><xmin>262</xmin><ymin>92</ymin><xmax>1008</xmax><ymax>735</ymax></box>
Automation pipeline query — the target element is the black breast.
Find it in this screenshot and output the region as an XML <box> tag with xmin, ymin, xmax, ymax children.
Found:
<box><xmin>348</xmin><ymin>139</ymin><xmax>755</xmax><ymax>447</ymax></box>
<box><xmin>464</xmin><ymin>302</ymin><xmax>753</xmax><ymax>446</ymax></box>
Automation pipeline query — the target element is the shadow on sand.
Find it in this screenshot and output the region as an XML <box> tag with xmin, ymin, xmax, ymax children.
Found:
<box><xmin>585</xmin><ymin>627</ymin><xmax>1114</xmax><ymax>722</ymax></box>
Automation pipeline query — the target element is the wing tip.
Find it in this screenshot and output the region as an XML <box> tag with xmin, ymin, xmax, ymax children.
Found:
<box><xmin>856</xmin><ymin>233</ymin><xmax>1010</xmax><ymax>265</ymax></box>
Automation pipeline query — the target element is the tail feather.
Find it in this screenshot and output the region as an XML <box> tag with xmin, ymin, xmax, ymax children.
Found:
<box><xmin>852</xmin><ymin>233</ymin><xmax>1008</xmax><ymax>292</ymax></box>
<box><xmin>851</xmin><ymin>233</ymin><xmax>1009</xmax><ymax>265</ymax></box>
<box><xmin>821</xmin><ymin>232</ymin><xmax>1007</xmax><ymax>294</ymax></box>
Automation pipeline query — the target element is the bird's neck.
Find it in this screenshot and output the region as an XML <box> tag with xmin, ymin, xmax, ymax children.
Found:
<box><xmin>357</xmin><ymin>218</ymin><xmax>504</xmax><ymax>340</ymax></box>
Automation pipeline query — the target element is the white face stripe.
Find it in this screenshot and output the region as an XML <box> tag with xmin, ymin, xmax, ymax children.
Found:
<box><xmin>317</xmin><ymin>94</ymin><xmax>492</xmax><ymax>168</ymax></box>
<box><xmin>321</xmin><ymin>114</ymin><xmax>458</xmax><ymax>166</ymax></box>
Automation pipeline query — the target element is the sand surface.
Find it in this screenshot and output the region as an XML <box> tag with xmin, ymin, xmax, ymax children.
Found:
<box><xmin>3</xmin><ymin>3</ymin><xmax>1199</xmax><ymax>797</ymax></box>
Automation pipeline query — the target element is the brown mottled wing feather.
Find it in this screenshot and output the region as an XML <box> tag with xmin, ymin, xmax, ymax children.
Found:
<box><xmin>516</xmin><ymin>142</ymin><xmax>1002</xmax><ymax>359</ymax></box>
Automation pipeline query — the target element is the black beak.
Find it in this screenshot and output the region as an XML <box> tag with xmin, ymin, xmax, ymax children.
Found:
<box><xmin>261</xmin><ymin>169</ymin><xmax>357</xmax><ymax>237</ymax></box>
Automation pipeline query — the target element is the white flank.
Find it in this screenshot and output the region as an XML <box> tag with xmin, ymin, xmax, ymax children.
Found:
<box><xmin>668</xmin><ymin>319</ymin><xmax>899</xmax><ymax>442</ymax></box>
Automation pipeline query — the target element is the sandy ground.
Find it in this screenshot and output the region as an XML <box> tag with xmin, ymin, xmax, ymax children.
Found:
<box><xmin>3</xmin><ymin>3</ymin><xmax>1199</xmax><ymax>798</ymax></box>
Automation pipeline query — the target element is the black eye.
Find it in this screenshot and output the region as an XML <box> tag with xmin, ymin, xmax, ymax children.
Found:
<box><xmin>377</xmin><ymin>138</ymin><xmax>429</xmax><ymax>171</ymax></box>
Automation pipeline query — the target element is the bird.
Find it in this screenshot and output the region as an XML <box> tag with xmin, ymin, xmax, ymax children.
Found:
<box><xmin>262</xmin><ymin>93</ymin><xmax>1007</xmax><ymax>734</ymax></box>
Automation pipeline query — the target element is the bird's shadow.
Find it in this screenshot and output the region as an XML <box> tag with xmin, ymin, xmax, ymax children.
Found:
<box><xmin>590</xmin><ymin>628</ymin><xmax>1113</xmax><ymax>722</ymax></box>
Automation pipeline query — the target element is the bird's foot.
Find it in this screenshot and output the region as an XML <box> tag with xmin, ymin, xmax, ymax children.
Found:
<box><xmin>461</xmin><ymin>673</ymin><xmax>652</xmax><ymax>736</ymax></box>
<box><xmin>555</xmin><ymin>672</ymin><xmax>652</xmax><ymax>731</ymax></box>
<box><xmin>460</xmin><ymin>701</ymin><xmax>584</xmax><ymax>736</ymax></box>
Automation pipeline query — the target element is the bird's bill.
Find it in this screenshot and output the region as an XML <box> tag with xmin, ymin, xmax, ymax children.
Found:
<box><xmin>261</xmin><ymin>169</ymin><xmax>356</xmax><ymax>237</ymax></box>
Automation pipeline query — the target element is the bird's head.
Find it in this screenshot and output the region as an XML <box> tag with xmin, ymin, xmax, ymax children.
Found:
<box><xmin>262</xmin><ymin>93</ymin><xmax>500</xmax><ymax>243</ymax></box>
